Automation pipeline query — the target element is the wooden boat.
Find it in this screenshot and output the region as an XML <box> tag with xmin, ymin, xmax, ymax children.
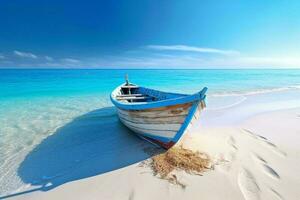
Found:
<box><xmin>110</xmin><ymin>76</ymin><xmax>207</xmax><ymax>149</ymax></box>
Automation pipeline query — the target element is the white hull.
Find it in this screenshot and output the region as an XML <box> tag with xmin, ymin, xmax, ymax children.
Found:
<box><xmin>116</xmin><ymin>102</ymin><xmax>205</xmax><ymax>145</ymax></box>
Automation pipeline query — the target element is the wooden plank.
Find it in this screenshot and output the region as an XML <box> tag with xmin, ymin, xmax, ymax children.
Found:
<box><xmin>118</xmin><ymin>109</ymin><xmax>189</xmax><ymax>118</ymax></box>
<box><xmin>118</xmin><ymin>105</ymin><xmax>190</xmax><ymax>118</ymax></box>
<box><xmin>116</xmin><ymin>96</ymin><xmax>150</xmax><ymax>100</ymax></box>
<box><xmin>120</xmin><ymin>118</ymin><xmax>177</xmax><ymax>138</ymax></box>
<box><xmin>118</xmin><ymin>116</ymin><xmax>182</xmax><ymax>131</ymax></box>
<box><xmin>118</xmin><ymin>112</ymin><xmax>186</xmax><ymax>124</ymax></box>
<box><xmin>121</xmin><ymin>85</ymin><xmax>139</xmax><ymax>89</ymax></box>
<box><xmin>140</xmin><ymin>102</ymin><xmax>193</xmax><ymax>112</ymax></box>
<box><xmin>117</xmin><ymin>94</ymin><xmax>144</xmax><ymax>97</ymax></box>
<box><xmin>118</xmin><ymin>107</ymin><xmax>187</xmax><ymax>118</ymax></box>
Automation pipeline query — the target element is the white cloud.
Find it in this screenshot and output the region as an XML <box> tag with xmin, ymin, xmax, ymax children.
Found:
<box><xmin>14</xmin><ymin>50</ymin><xmax>38</xmax><ymax>59</ymax></box>
<box><xmin>4</xmin><ymin>45</ymin><xmax>300</xmax><ymax>69</ymax></box>
<box><xmin>45</xmin><ymin>56</ymin><xmax>53</xmax><ymax>61</ymax></box>
<box><xmin>92</xmin><ymin>54</ymin><xmax>300</xmax><ymax>69</ymax></box>
<box><xmin>62</xmin><ymin>58</ymin><xmax>80</xmax><ymax>63</ymax></box>
<box><xmin>146</xmin><ymin>45</ymin><xmax>240</xmax><ymax>56</ymax></box>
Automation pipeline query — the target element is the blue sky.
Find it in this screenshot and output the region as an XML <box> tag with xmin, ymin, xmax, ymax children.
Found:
<box><xmin>0</xmin><ymin>0</ymin><xmax>300</xmax><ymax>68</ymax></box>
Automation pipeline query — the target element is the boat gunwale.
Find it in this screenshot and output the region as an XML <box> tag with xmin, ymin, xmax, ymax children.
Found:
<box><xmin>110</xmin><ymin>83</ymin><xmax>207</xmax><ymax>111</ymax></box>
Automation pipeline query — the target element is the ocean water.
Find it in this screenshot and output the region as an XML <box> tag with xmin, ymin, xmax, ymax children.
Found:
<box><xmin>0</xmin><ymin>69</ymin><xmax>300</xmax><ymax>196</ymax></box>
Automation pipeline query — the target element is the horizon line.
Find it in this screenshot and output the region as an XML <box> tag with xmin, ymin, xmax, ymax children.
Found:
<box><xmin>0</xmin><ymin>67</ymin><xmax>300</xmax><ymax>70</ymax></box>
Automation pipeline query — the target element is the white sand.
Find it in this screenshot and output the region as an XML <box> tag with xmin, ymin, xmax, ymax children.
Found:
<box><xmin>8</xmin><ymin>107</ymin><xmax>300</xmax><ymax>200</ymax></box>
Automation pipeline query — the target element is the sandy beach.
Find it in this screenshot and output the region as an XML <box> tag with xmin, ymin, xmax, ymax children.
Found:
<box><xmin>5</xmin><ymin>90</ymin><xmax>300</xmax><ymax>200</ymax></box>
<box><xmin>2</xmin><ymin>1</ymin><xmax>300</xmax><ymax>199</ymax></box>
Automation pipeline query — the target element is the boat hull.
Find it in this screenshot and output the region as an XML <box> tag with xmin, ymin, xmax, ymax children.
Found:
<box><xmin>116</xmin><ymin>100</ymin><xmax>205</xmax><ymax>149</ymax></box>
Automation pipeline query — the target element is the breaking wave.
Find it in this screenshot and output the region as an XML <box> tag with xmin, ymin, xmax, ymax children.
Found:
<box><xmin>209</xmin><ymin>85</ymin><xmax>300</xmax><ymax>97</ymax></box>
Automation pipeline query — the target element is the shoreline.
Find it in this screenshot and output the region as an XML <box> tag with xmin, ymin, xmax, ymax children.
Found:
<box><xmin>6</xmin><ymin>106</ymin><xmax>300</xmax><ymax>200</ymax></box>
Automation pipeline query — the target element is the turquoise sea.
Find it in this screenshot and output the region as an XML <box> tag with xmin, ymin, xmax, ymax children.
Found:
<box><xmin>1</xmin><ymin>69</ymin><xmax>300</xmax><ymax>196</ymax></box>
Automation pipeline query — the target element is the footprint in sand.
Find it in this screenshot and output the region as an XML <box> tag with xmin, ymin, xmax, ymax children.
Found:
<box><xmin>215</xmin><ymin>156</ymin><xmax>234</xmax><ymax>173</ymax></box>
<box><xmin>227</xmin><ymin>136</ymin><xmax>238</xmax><ymax>151</ymax></box>
<box><xmin>262</xmin><ymin>164</ymin><xmax>280</xmax><ymax>180</ymax></box>
<box><xmin>251</xmin><ymin>153</ymin><xmax>280</xmax><ymax>180</ymax></box>
<box><xmin>217</xmin><ymin>136</ymin><xmax>238</xmax><ymax>172</ymax></box>
<box><xmin>262</xmin><ymin>141</ymin><xmax>287</xmax><ymax>157</ymax></box>
<box><xmin>238</xmin><ymin>168</ymin><xmax>260</xmax><ymax>200</ymax></box>
<box><xmin>269</xmin><ymin>188</ymin><xmax>284</xmax><ymax>200</ymax></box>
<box><xmin>242</xmin><ymin>129</ymin><xmax>267</xmax><ymax>141</ymax></box>
<box><xmin>251</xmin><ymin>153</ymin><xmax>267</xmax><ymax>163</ymax></box>
<box><xmin>225</xmin><ymin>151</ymin><xmax>236</xmax><ymax>162</ymax></box>
<box><xmin>226</xmin><ymin>136</ymin><xmax>238</xmax><ymax>163</ymax></box>
<box><xmin>128</xmin><ymin>190</ymin><xmax>135</xmax><ymax>200</ymax></box>
<box><xmin>243</xmin><ymin>129</ymin><xmax>287</xmax><ymax>157</ymax></box>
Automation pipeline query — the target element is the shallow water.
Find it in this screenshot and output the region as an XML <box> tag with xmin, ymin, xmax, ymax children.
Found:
<box><xmin>0</xmin><ymin>69</ymin><xmax>300</xmax><ymax>196</ymax></box>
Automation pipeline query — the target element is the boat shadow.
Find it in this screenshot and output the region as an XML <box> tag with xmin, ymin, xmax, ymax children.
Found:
<box><xmin>1</xmin><ymin>107</ymin><xmax>161</xmax><ymax>199</ymax></box>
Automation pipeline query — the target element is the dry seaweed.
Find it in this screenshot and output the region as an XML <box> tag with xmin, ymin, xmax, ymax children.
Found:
<box><xmin>148</xmin><ymin>146</ymin><xmax>212</xmax><ymax>187</ymax></box>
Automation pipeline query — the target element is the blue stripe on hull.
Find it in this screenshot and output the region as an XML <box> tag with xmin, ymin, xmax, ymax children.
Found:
<box><xmin>171</xmin><ymin>100</ymin><xmax>200</xmax><ymax>143</ymax></box>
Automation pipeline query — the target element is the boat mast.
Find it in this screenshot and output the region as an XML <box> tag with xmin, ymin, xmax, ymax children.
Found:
<box><xmin>125</xmin><ymin>74</ymin><xmax>132</xmax><ymax>96</ymax></box>
<box><xmin>125</xmin><ymin>74</ymin><xmax>129</xmax><ymax>85</ymax></box>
